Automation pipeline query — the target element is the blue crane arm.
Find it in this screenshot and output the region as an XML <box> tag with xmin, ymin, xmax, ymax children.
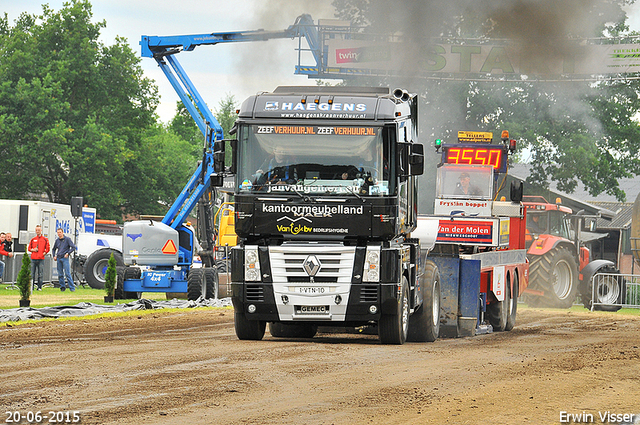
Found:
<box><xmin>140</xmin><ymin>14</ymin><xmax>319</xmax><ymax>229</ymax></box>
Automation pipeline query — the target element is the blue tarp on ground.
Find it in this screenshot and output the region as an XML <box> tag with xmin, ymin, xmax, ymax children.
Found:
<box><xmin>0</xmin><ymin>297</ymin><xmax>232</xmax><ymax>322</ymax></box>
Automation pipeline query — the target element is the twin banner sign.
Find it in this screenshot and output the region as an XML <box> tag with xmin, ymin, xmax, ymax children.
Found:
<box><xmin>327</xmin><ymin>39</ymin><xmax>640</xmax><ymax>78</ymax></box>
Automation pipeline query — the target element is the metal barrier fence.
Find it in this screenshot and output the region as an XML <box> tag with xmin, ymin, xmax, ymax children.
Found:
<box><xmin>590</xmin><ymin>272</ymin><xmax>640</xmax><ymax>311</ymax></box>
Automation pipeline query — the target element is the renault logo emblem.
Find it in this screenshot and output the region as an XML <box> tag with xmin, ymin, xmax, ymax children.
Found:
<box><xmin>303</xmin><ymin>255</ymin><xmax>321</xmax><ymax>276</ymax></box>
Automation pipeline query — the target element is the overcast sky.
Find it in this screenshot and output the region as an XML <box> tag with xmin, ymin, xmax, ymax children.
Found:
<box><xmin>4</xmin><ymin>1</ymin><xmax>640</xmax><ymax>123</ymax></box>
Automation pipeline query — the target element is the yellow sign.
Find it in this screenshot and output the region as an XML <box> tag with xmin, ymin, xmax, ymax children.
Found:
<box><xmin>457</xmin><ymin>131</ymin><xmax>493</xmax><ymax>143</ymax></box>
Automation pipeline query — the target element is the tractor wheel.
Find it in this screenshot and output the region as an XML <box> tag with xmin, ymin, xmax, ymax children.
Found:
<box><xmin>505</xmin><ymin>272</ymin><xmax>519</xmax><ymax>331</ymax></box>
<box><xmin>114</xmin><ymin>267</ymin><xmax>139</xmax><ymax>300</ymax></box>
<box><xmin>378</xmin><ymin>276</ymin><xmax>410</xmax><ymax>345</ymax></box>
<box><xmin>529</xmin><ymin>246</ymin><xmax>578</xmax><ymax>308</ymax></box>
<box><xmin>582</xmin><ymin>265</ymin><xmax>625</xmax><ymax>312</ymax></box>
<box><xmin>187</xmin><ymin>268</ymin><xmax>206</xmax><ymax>301</ymax></box>
<box><xmin>269</xmin><ymin>322</ymin><xmax>318</xmax><ymax>338</ymax></box>
<box><xmin>204</xmin><ymin>267</ymin><xmax>219</xmax><ymax>299</ymax></box>
<box><xmin>407</xmin><ymin>260</ymin><xmax>440</xmax><ymax>342</ymax></box>
<box><xmin>488</xmin><ymin>275</ymin><xmax>510</xmax><ymax>331</ymax></box>
<box><xmin>84</xmin><ymin>249</ymin><xmax>123</xmax><ymax>290</ymax></box>
<box><xmin>234</xmin><ymin>311</ymin><xmax>266</xmax><ymax>340</ymax></box>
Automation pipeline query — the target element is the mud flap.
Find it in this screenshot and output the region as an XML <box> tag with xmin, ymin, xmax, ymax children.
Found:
<box><xmin>430</xmin><ymin>256</ymin><xmax>481</xmax><ymax>337</ymax></box>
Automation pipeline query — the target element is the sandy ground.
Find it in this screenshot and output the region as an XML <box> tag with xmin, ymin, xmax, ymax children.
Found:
<box><xmin>1</xmin><ymin>307</ymin><xmax>639</xmax><ymax>425</ymax></box>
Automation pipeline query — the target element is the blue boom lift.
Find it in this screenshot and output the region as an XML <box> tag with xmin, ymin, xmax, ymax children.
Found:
<box><xmin>115</xmin><ymin>15</ymin><xmax>321</xmax><ymax>300</ymax></box>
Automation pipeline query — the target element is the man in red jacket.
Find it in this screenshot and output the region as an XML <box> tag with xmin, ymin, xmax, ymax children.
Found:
<box><xmin>28</xmin><ymin>225</ymin><xmax>51</xmax><ymax>291</ymax></box>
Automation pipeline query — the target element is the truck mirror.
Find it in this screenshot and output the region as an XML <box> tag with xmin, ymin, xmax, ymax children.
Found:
<box><xmin>213</xmin><ymin>140</ymin><xmax>226</xmax><ymax>173</ymax></box>
<box><xmin>510</xmin><ymin>180</ymin><xmax>523</xmax><ymax>203</ymax></box>
<box><xmin>410</xmin><ymin>143</ymin><xmax>424</xmax><ymax>176</ymax></box>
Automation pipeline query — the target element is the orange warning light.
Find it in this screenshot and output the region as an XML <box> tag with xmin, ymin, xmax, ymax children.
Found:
<box><xmin>161</xmin><ymin>239</ymin><xmax>178</xmax><ymax>255</ymax></box>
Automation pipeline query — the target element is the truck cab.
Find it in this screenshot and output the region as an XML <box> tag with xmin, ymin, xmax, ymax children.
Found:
<box><xmin>230</xmin><ymin>87</ymin><xmax>433</xmax><ymax>344</ymax></box>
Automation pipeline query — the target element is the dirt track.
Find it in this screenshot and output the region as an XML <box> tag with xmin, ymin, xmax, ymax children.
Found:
<box><xmin>1</xmin><ymin>307</ymin><xmax>639</xmax><ymax>425</ymax></box>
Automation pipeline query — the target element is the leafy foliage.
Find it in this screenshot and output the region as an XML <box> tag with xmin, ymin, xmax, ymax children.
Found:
<box><xmin>0</xmin><ymin>1</ymin><xmax>201</xmax><ymax>218</ymax></box>
<box><xmin>332</xmin><ymin>0</ymin><xmax>640</xmax><ymax>202</ymax></box>
<box><xmin>16</xmin><ymin>253</ymin><xmax>32</xmax><ymax>300</ymax></box>
<box><xmin>104</xmin><ymin>252</ymin><xmax>116</xmax><ymax>297</ymax></box>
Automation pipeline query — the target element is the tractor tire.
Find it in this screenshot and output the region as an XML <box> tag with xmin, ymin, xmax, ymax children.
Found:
<box><xmin>488</xmin><ymin>275</ymin><xmax>510</xmax><ymax>331</ymax></box>
<box><xmin>582</xmin><ymin>265</ymin><xmax>625</xmax><ymax>312</ymax></box>
<box><xmin>529</xmin><ymin>246</ymin><xmax>578</xmax><ymax>308</ymax></box>
<box><xmin>234</xmin><ymin>311</ymin><xmax>266</xmax><ymax>340</ymax></box>
<box><xmin>114</xmin><ymin>267</ymin><xmax>139</xmax><ymax>300</ymax></box>
<box><xmin>378</xmin><ymin>276</ymin><xmax>410</xmax><ymax>345</ymax></box>
<box><xmin>505</xmin><ymin>272</ymin><xmax>519</xmax><ymax>331</ymax></box>
<box><xmin>187</xmin><ymin>268</ymin><xmax>206</xmax><ymax>301</ymax></box>
<box><xmin>407</xmin><ymin>260</ymin><xmax>441</xmax><ymax>342</ymax></box>
<box><xmin>215</xmin><ymin>260</ymin><xmax>229</xmax><ymax>273</ymax></box>
<box><xmin>84</xmin><ymin>249</ymin><xmax>123</xmax><ymax>290</ymax></box>
<box><xmin>269</xmin><ymin>322</ymin><xmax>318</xmax><ymax>338</ymax></box>
<box><xmin>204</xmin><ymin>267</ymin><xmax>219</xmax><ymax>299</ymax></box>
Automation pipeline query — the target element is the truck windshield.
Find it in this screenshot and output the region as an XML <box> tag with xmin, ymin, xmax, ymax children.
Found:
<box><xmin>236</xmin><ymin>124</ymin><xmax>390</xmax><ymax>196</ymax></box>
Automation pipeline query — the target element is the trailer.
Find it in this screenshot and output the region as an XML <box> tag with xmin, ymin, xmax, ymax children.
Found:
<box><xmin>0</xmin><ymin>199</ymin><xmax>96</xmax><ymax>284</ymax></box>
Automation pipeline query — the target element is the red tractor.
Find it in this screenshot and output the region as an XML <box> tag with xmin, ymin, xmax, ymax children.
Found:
<box><xmin>522</xmin><ymin>196</ymin><xmax>622</xmax><ymax>310</ymax></box>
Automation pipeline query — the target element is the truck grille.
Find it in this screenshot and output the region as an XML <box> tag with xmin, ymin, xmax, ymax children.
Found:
<box><xmin>269</xmin><ymin>244</ymin><xmax>355</xmax><ymax>283</ymax></box>
<box><xmin>246</xmin><ymin>285</ymin><xmax>264</xmax><ymax>302</ymax></box>
<box><xmin>360</xmin><ymin>286</ymin><xmax>378</xmax><ymax>303</ymax></box>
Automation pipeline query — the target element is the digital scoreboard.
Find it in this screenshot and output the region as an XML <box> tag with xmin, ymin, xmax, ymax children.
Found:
<box><xmin>442</xmin><ymin>145</ymin><xmax>507</xmax><ymax>172</ymax></box>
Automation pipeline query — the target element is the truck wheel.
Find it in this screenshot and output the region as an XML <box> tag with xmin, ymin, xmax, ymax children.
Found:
<box><xmin>488</xmin><ymin>275</ymin><xmax>509</xmax><ymax>331</ymax></box>
<box><xmin>269</xmin><ymin>322</ymin><xmax>318</xmax><ymax>338</ymax></box>
<box><xmin>505</xmin><ymin>273</ymin><xmax>519</xmax><ymax>331</ymax></box>
<box><xmin>234</xmin><ymin>311</ymin><xmax>266</xmax><ymax>340</ymax></box>
<box><xmin>583</xmin><ymin>266</ymin><xmax>625</xmax><ymax>312</ymax></box>
<box><xmin>379</xmin><ymin>276</ymin><xmax>410</xmax><ymax>345</ymax></box>
<box><xmin>407</xmin><ymin>260</ymin><xmax>440</xmax><ymax>342</ymax></box>
<box><xmin>187</xmin><ymin>269</ymin><xmax>206</xmax><ymax>301</ymax></box>
<box><xmin>114</xmin><ymin>267</ymin><xmax>139</xmax><ymax>300</ymax></box>
<box><xmin>114</xmin><ymin>267</ymin><xmax>125</xmax><ymax>299</ymax></box>
<box><xmin>215</xmin><ymin>260</ymin><xmax>228</xmax><ymax>273</ymax></box>
<box><xmin>84</xmin><ymin>249</ymin><xmax>123</xmax><ymax>290</ymax></box>
<box><xmin>204</xmin><ymin>268</ymin><xmax>219</xmax><ymax>299</ymax></box>
<box><xmin>529</xmin><ymin>246</ymin><xmax>578</xmax><ymax>308</ymax></box>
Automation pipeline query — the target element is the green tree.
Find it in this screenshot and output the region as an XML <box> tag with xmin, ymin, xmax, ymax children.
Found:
<box><xmin>169</xmin><ymin>93</ymin><xmax>238</xmax><ymax>167</ymax></box>
<box><xmin>332</xmin><ymin>0</ymin><xmax>640</xmax><ymax>202</ymax></box>
<box><xmin>0</xmin><ymin>1</ymin><xmax>198</xmax><ymax>218</ymax></box>
<box><xmin>104</xmin><ymin>252</ymin><xmax>116</xmax><ymax>297</ymax></box>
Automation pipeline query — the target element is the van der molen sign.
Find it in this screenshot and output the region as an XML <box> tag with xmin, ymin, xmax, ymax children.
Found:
<box><xmin>327</xmin><ymin>39</ymin><xmax>640</xmax><ymax>77</ymax></box>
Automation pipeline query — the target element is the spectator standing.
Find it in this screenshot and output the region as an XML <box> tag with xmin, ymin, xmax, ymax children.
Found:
<box><xmin>52</xmin><ymin>228</ymin><xmax>76</xmax><ymax>292</ymax></box>
<box><xmin>3</xmin><ymin>232</ymin><xmax>13</xmax><ymax>253</ymax></box>
<box><xmin>0</xmin><ymin>232</ymin><xmax>14</xmax><ymax>282</ymax></box>
<box><xmin>29</xmin><ymin>225</ymin><xmax>51</xmax><ymax>291</ymax></box>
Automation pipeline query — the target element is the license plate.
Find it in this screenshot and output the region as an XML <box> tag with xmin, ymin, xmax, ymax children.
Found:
<box><xmin>296</xmin><ymin>287</ymin><xmax>328</xmax><ymax>294</ymax></box>
<box><xmin>296</xmin><ymin>305</ymin><xmax>330</xmax><ymax>314</ymax></box>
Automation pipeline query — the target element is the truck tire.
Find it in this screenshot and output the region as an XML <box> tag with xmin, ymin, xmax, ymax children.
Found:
<box><xmin>187</xmin><ymin>268</ymin><xmax>207</xmax><ymax>301</ymax></box>
<box><xmin>234</xmin><ymin>311</ymin><xmax>266</xmax><ymax>340</ymax></box>
<box><xmin>505</xmin><ymin>273</ymin><xmax>519</xmax><ymax>331</ymax></box>
<box><xmin>269</xmin><ymin>322</ymin><xmax>318</xmax><ymax>338</ymax></box>
<box><xmin>407</xmin><ymin>260</ymin><xmax>440</xmax><ymax>342</ymax></box>
<box><xmin>379</xmin><ymin>276</ymin><xmax>410</xmax><ymax>345</ymax></box>
<box><xmin>84</xmin><ymin>249</ymin><xmax>123</xmax><ymax>290</ymax></box>
<box><xmin>582</xmin><ymin>265</ymin><xmax>625</xmax><ymax>312</ymax></box>
<box><xmin>215</xmin><ymin>260</ymin><xmax>228</xmax><ymax>273</ymax></box>
<box><xmin>204</xmin><ymin>268</ymin><xmax>219</xmax><ymax>299</ymax></box>
<box><xmin>529</xmin><ymin>246</ymin><xmax>578</xmax><ymax>308</ymax></box>
<box><xmin>114</xmin><ymin>267</ymin><xmax>139</xmax><ymax>300</ymax></box>
<box><xmin>488</xmin><ymin>275</ymin><xmax>509</xmax><ymax>331</ymax></box>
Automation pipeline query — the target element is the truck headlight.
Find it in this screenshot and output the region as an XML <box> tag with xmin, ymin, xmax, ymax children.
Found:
<box><xmin>244</xmin><ymin>247</ymin><xmax>261</xmax><ymax>282</ymax></box>
<box><xmin>363</xmin><ymin>246</ymin><xmax>381</xmax><ymax>282</ymax></box>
